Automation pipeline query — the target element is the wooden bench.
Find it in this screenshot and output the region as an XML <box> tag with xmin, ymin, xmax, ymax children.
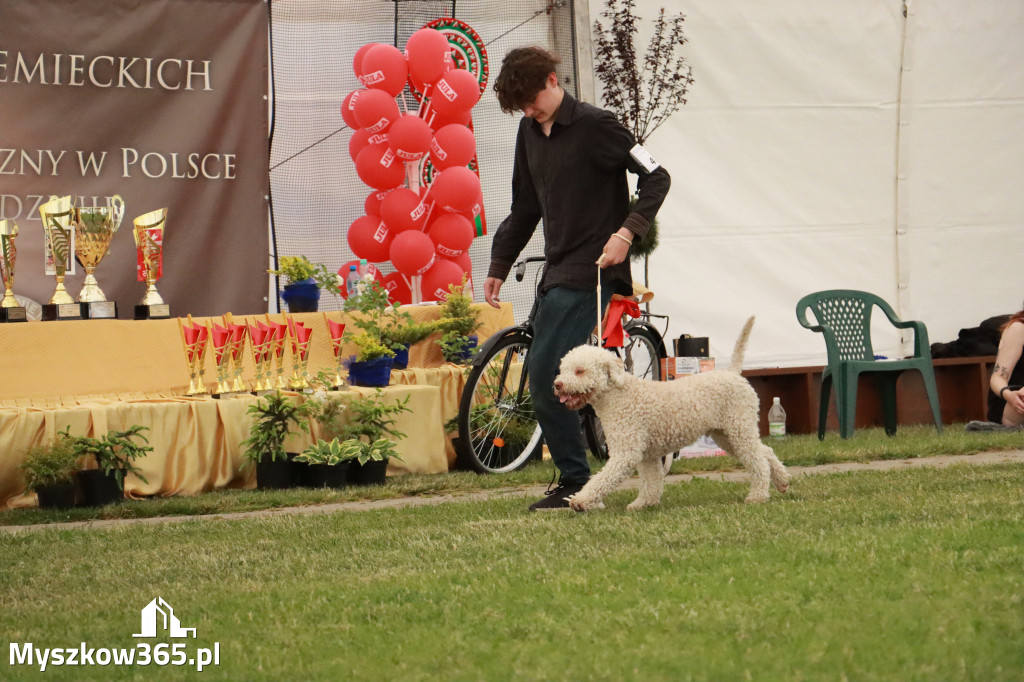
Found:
<box><xmin>742</xmin><ymin>356</ymin><xmax>996</xmax><ymax>436</ymax></box>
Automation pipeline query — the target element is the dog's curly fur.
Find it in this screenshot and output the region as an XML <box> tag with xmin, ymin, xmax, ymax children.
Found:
<box><xmin>554</xmin><ymin>317</ymin><xmax>789</xmax><ymax>511</ymax></box>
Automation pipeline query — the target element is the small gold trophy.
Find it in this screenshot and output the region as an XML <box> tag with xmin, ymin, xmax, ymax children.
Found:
<box><xmin>73</xmin><ymin>195</ymin><xmax>124</xmax><ymax>319</ymax></box>
<box><xmin>133</xmin><ymin>207</ymin><xmax>169</xmax><ymax>319</ymax></box>
<box><xmin>324</xmin><ymin>313</ymin><xmax>347</xmax><ymax>388</ymax></box>
<box><xmin>0</xmin><ymin>220</ymin><xmax>27</xmax><ymax>323</ymax></box>
<box><xmin>285</xmin><ymin>314</ymin><xmax>313</xmax><ymax>390</ymax></box>
<box><xmin>248</xmin><ymin>321</ymin><xmax>275</xmax><ymax>393</ymax></box>
<box><xmin>265</xmin><ymin>315</ymin><xmax>289</xmax><ymax>390</ymax></box>
<box><xmin>211</xmin><ymin>323</ymin><xmax>234</xmax><ymax>395</ymax></box>
<box><xmin>39</xmin><ymin>195</ymin><xmax>83</xmax><ymax>320</ymax></box>
<box><xmin>178</xmin><ymin>316</ymin><xmax>210</xmax><ymax>395</ymax></box>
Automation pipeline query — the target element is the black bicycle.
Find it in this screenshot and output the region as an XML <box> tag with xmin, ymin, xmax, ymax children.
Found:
<box><xmin>456</xmin><ymin>256</ymin><xmax>669</xmax><ymax>474</ymax></box>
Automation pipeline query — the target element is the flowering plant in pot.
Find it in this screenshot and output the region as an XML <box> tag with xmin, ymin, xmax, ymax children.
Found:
<box><xmin>70</xmin><ymin>425</ymin><xmax>153</xmax><ymax>506</ymax></box>
<box><xmin>240</xmin><ymin>391</ymin><xmax>314</xmax><ymax>489</ymax></box>
<box><xmin>18</xmin><ymin>428</ymin><xmax>80</xmax><ymax>509</ymax></box>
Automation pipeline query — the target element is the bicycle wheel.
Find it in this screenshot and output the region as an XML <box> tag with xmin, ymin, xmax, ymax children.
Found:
<box><xmin>621</xmin><ymin>322</ymin><xmax>666</xmax><ymax>381</ymax></box>
<box><xmin>457</xmin><ymin>331</ymin><xmax>543</xmax><ymax>473</ymax></box>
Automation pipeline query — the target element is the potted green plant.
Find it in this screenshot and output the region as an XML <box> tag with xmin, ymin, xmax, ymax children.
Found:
<box><xmin>71</xmin><ymin>425</ymin><xmax>152</xmax><ymax>506</ymax></box>
<box><xmin>270</xmin><ymin>256</ymin><xmax>342</xmax><ymax>313</ymax></box>
<box><xmin>336</xmin><ymin>389</ymin><xmax>410</xmax><ymax>484</ymax></box>
<box><xmin>293</xmin><ymin>438</ymin><xmax>351</xmax><ymax>489</ymax></box>
<box><xmin>18</xmin><ymin>428</ymin><xmax>79</xmax><ymax>509</ymax></box>
<box><xmin>342</xmin><ymin>280</ymin><xmax>397</xmax><ymax>386</ymax></box>
<box><xmin>379</xmin><ymin>316</ymin><xmax>440</xmax><ymax>369</ymax></box>
<box><xmin>241</xmin><ymin>392</ymin><xmax>314</xmax><ymax>489</ymax></box>
<box><xmin>436</xmin><ymin>279</ymin><xmax>482</xmax><ymax>364</ymax></box>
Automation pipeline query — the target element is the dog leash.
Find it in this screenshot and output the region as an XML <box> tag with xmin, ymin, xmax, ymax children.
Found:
<box><xmin>595</xmin><ymin>254</ymin><xmax>605</xmax><ymax>346</ymax></box>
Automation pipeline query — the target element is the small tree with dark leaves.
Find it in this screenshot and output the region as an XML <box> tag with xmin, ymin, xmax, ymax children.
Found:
<box><xmin>593</xmin><ymin>0</ymin><xmax>694</xmax><ymax>145</ymax></box>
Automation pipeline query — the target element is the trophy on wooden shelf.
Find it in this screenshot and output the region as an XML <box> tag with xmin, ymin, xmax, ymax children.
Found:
<box><xmin>285</xmin><ymin>314</ymin><xmax>313</xmax><ymax>390</ymax></box>
<box><xmin>73</xmin><ymin>194</ymin><xmax>124</xmax><ymax>319</ymax></box>
<box><xmin>323</xmin><ymin>313</ymin><xmax>347</xmax><ymax>388</ymax></box>
<box><xmin>178</xmin><ymin>316</ymin><xmax>210</xmax><ymax>395</ymax></box>
<box><xmin>265</xmin><ymin>315</ymin><xmax>289</xmax><ymax>391</ymax></box>
<box><xmin>248</xmin><ymin>320</ymin><xmax>275</xmax><ymax>393</ymax></box>
<box><xmin>39</xmin><ymin>195</ymin><xmax>83</xmax><ymax>321</ymax></box>
<box><xmin>133</xmin><ymin>207</ymin><xmax>169</xmax><ymax>319</ymax></box>
<box><xmin>0</xmin><ymin>219</ymin><xmax>27</xmax><ymax>323</ymax></box>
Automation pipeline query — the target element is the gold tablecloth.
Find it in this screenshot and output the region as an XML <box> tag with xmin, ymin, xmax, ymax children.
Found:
<box><xmin>0</xmin><ymin>303</ymin><xmax>511</xmax><ymax>405</ymax></box>
<box><xmin>1</xmin><ymin>385</ymin><xmax>447</xmax><ymax>508</ymax></box>
<box><xmin>0</xmin><ymin>303</ymin><xmax>513</xmax><ymax>507</ymax></box>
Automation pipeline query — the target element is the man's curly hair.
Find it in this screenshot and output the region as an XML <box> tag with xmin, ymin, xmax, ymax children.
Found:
<box><xmin>493</xmin><ymin>47</ymin><xmax>561</xmax><ymax>114</ymax></box>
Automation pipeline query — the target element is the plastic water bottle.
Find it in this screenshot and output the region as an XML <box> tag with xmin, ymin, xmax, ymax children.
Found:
<box><xmin>345</xmin><ymin>265</ymin><xmax>361</xmax><ymax>298</ymax></box>
<box><xmin>768</xmin><ymin>397</ymin><xmax>787</xmax><ymax>437</ymax></box>
<box><xmin>358</xmin><ymin>258</ymin><xmax>368</xmax><ymax>278</ymax></box>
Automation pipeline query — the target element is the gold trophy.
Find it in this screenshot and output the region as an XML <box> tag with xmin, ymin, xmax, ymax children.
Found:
<box><xmin>73</xmin><ymin>195</ymin><xmax>124</xmax><ymax>319</ymax></box>
<box><xmin>178</xmin><ymin>316</ymin><xmax>210</xmax><ymax>395</ymax></box>
<box><xmin>0</xmin><ymin>220</ymin><xmax>27</xmax><ymax>323</ymax></box>
<box><xmin>39</xmin><ymin>195</ymin><xmax>83</xmax><ymax>320</ymax></box>
<box><xmin>133</xmin><ymin>207</ymin><xmax>169</xmax><ymax>319</ymax></box>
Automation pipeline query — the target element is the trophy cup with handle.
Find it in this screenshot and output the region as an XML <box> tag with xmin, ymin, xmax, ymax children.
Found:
<box><xmin>39</xmin><ymin>195</ymin><xmax>83</xmax><ymax>320</ymax></box>
<box><xmin>133</xmin><ymin>207</ymin><xmax>170</xmax><ymax>319</ymax></box>
<box><xmin>73</xmin><ymin>195</ymin><xmax>124</xmax><ymax>319</ymax></box>
<box><xmin>0</xmin><ymin>219</ymin><xmax>27</xmax><ymax>323</ymax></box>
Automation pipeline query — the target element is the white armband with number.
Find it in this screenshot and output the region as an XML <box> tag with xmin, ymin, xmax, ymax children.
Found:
<box><xmin>629</xmin><ymin>144</ymin><xmax>660</xmax><ymax>173</ymax></box>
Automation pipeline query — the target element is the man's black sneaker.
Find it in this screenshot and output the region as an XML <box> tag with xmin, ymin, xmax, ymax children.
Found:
<box><xmin>528</xmin><ymin>481</ymin><xmax>585</xmax><ymax>511</ymax></box>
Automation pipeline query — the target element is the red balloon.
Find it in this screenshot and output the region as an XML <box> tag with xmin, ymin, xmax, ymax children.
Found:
<box><xmin>349</xmin><ymin>128</ymin><xmax>370</xmax><ymax>162</ymax></box>
<box><xmin>359</xmin><ymin>44</ymin><xmax>409</xmax><ymax>97</ymax></box>
<box><xmin>382</xmin><ymin>272</ymin><xmax>412</xmax><ymax>305</ymax></box>
<box><xmin>381</xmin><ymin>188</ymin><xmax>428</xmax><ymax>233</ymax></box>
<box><xmin>365</xmin><ymin>189</ymin><xmax>389</xmax><ymax>216</ymax></box>
<box><xmin>428</xmin><ymin>107</ymin><xmax>471</xmax><ymax>132</ymax></box>
<box><xmin>405</xmin><ymin>28</ymin><xmax>451</xmax><ymax>86</ymax></box>
<box><xmin>353</xmin><ymin>89</ymin><xmax>400</xmax><ymax>134</ymax></box>
<box><xmin>430</xmin><ymin>123</ymin><xmax>476</xmax><ymax>170</ymax></box>
<box><xmin>420</xmin><ymin>258</ymin><xmax>466</xmax><ymax>302</ymax></box>
<box><xmin>387</xmin><ymin>114</ymin><xmax>432</xmax><ymax>161</ymax></box>
<box><xmin>337</xmin><ymin>259</ymin><xmax>384</xmax><ymax>298</ymax></box>
<box><xmin>430</xmin><ymin>68</ymin><xmax>481</xmax><ymax>118</ymax></box>
<box><xmin>355</xmin><ymin>143</ymin><xmax>404</xmax><ymax>190</ymax></box>
<box><xmin>389</xmin><ymin>230</ymin><xmax>436</xmax><ymax>276</ymax></box>
<box><xmin>353</xmin><ymin>43</ymin><xmax>382</xmax><ymax>78</ymax></box>
<box><xmin>428</xmin><ymin>213</ymin><xmax>474</xmax><ymax>257</ymax></box>
<box><xmin>340</xmin><ymin>89</ymin><xmax>365</xmax><ymax>129</ymax></box>
<box><xmin>347</xmin><ymin>215</ymin><xmax>393</xmax><ymax>263</ymax></box>
<box><xmin>430</xmin><ymin>166</ymin><xmax>481</xmax><ymax>214</ymax></box>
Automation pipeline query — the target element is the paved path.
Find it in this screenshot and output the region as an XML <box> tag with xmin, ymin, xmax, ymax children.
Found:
<box><xmin>3</xmin><ymin>450</ymin><xmax>1022</xmax><ymax>535</ymax></box>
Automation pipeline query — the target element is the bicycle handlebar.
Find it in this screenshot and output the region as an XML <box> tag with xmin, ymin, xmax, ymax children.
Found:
<box><xmin>514</xmin><ymin>256</ymin><xmax>547</xmax><ymax>282</ymax></box>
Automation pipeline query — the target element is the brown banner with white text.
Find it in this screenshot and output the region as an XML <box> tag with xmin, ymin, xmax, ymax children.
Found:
<box><xmin>0</xmin><ymin>0</ymin><xmax>269</xmax><ymax>318</ymax></box>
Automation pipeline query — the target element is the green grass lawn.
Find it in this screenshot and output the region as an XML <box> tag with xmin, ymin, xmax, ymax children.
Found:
<box><xmin>1</xmin><ymin>423</ymin><xmax>1021</xmax><ymax>527</ymax></box>
<box><xmin>1</xmin><ymin>458</ymin><xmax>1023</xmax><ymax>680</ymax></box>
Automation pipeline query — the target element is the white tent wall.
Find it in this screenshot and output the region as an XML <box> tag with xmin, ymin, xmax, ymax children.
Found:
<box><xmin>589</xmin><ymin>0</ymin><xmax>1024</xmax><ymax>368</ymax></box>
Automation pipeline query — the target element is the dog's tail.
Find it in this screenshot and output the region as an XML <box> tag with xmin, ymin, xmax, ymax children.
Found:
<box><xmin>729</xmin><ymin>316</ymin><xmax>756</xmax><ymax>373</ymax></box>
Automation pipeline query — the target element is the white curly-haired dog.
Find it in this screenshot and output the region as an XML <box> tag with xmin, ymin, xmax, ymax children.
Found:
<box><xmin>553</xmin><ymin>317</ymin><xmax>789</xmax><ymax>511</ymax></box>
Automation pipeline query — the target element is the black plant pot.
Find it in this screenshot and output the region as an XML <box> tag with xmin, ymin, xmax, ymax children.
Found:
<box><xmin>35</xmin><ymin>482</ymin><xmax>76</xmax><ymax>510</ymax></box>
<box><xmin>256</xmin><ymin>455</ymin><xmax>299</xmax><ymax>490</ymax></box>
<box><xmin>300</xmin><ymin>462</ymin><xmax>350</xmax><ymax>489</ymax></box>
<box><xmin>347</xmin><ymin>458</ymin><xmax>389</xmax><ymax>486</ymax></box>
<box><xmin>75</xmin><ymin>469</ymin><xmax>123</xmax><ymax>507</ymax></box>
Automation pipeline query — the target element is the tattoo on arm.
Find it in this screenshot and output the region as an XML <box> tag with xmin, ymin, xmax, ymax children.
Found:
<box><xmin>993</xmin><ymin>363</ymin><xmax>1010</xmax><ymax>379</ymax></box>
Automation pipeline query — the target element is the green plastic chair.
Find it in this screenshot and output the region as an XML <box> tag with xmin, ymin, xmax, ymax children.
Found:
<box><xmin>796</xmin><ymin>289</ymin><xmax>942</xmax><ymax>440</ymax></box>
